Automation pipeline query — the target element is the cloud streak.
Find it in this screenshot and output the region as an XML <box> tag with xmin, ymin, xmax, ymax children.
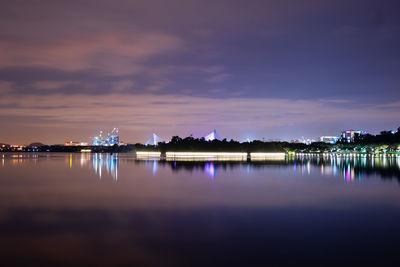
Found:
<box><xmin>0</xmin><ymin>31</ymin><xmax>183</xmax><ymax>75</ymax></box>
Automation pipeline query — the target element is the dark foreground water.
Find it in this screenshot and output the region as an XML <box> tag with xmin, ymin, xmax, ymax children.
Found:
<box><xmin>1</xmin><ymin>153</ymin><xmax>400</xmax><ymax>266</ymax></box>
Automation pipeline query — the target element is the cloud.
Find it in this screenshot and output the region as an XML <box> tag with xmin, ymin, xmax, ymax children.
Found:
<box><xmin>112</xmin><ymin>80</ymin><xmax>136</xmax><ymax>92</ymax></box>
<box><xmin>378</xmin><ymin>101</ymin><xmax>400</xmax><ymax>108</ymax></box>
<box><xmin>0</xmin><ymin>81</ymin><xmax>14</xmax><ymax>93</ymax></box>
<box><xmin>202</xmin><ymin>65</ymin><xmax>225</xmax><ymax>73</ymax></box>
<box><xmin>0</xmin><ymin>31</ymin><xmax>183</xmax><ymax>76</ymax></box>
<box><xmin>32</xmin><ymin>81</ymin><xmax>77</xmax><ymax>90</ymax></box>
<box><xmin>206</xmin><ymin>73</ymin><xmax>232</xmax><ymax>83</ymax></box>
<box><xmin>146</xmin><ymin>80</ymin><xmax>171</xmax><ymax>92</ymax></box>
<box><xmin>318</xmin><ymin>98</ymin><xmax>354</xmax><ymax>104</ymax></box>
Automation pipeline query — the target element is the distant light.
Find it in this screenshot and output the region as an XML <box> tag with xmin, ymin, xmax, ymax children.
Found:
<box><xmin>166</xmin><ymin>152</ymin><xmax>246</xmax><ymax>158</ymax></box>
<box><xmin>250</xmin><ymin>153</ymin><xmax>286</xmax><ymax>160</ymax></box>
<box><xmin>136</xmin><ymin>151</ymin><xmax>161</xmax><ymax>157</ymax></box>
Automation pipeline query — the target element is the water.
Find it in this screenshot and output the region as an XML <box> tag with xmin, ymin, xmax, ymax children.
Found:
<box><xmin>1</xmin><ymin>153</ymin><xmax>400</xmax><ymax>266</ymax></box>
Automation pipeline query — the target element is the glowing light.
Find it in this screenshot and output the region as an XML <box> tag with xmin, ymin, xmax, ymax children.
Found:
<box><xmin>250</xmin><ymin>153</ymin><xmax>286</xmax><ymax>160</ymax></box>
<box><xmin>136</xmin><ymin>151</ymin><xmax>161</xmax><ymax>157</ymax></box>
<box><xmin>166</xmin><ymin>152</ymin><xmax>246</xmax><ymax>159</ymax></box>
<box><xmin>165</xmin><ymin>152</ymin><xmax>247</xmax><ymax>161</ymax></box>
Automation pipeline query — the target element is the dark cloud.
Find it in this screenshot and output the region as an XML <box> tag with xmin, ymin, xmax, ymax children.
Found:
<box><xmin>0</xmin><ymin>0</ymin><xmax>399</xmax><ymax>98</ymax></box>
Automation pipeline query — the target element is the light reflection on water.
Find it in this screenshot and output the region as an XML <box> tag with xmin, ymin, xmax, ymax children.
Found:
<box><xmin>137</xmin><ymin>154</ymin><xmax>400</xmax><ymax>183</ymax></box>
<box><xmin>204</xmin><ymin>162</ymin><xmax>215</xmax><ymax>179</ymax></box>
<box><xmin>1</xmin><ymin>153</ymin><xmax>399</xmax><ymax>183</ymax></box>
<box><xmin>91</xmin><ymin>153</ymin><xmax>119</xmax><ymax>181</ymax></box>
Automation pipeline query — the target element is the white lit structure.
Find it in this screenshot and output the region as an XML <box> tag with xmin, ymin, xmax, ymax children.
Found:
<box><xmin>136</xmin><ymin>151</ymin><xmax>161</xmax><ymax>157</ymax></box>
<box><xmin>166</xmin><ymin>152</ymin><xmax>247</xmax><ymax>161</ymax></box>
<box><xmin>107</xmin><ymin>128</ymin><xmax>120</xmax><ymax>146</ymax></box>
<box><xmin>319</xmin><ymin>136</ymin><xmax>339</xmax><ymax>144</ymax></box>
<box><xmin>145</xmin><ymin>133</ymin><xmax>163</xmax><ymax>146</ymax></box>
<box><xmin>204</xmin><ymin>129</ymin><xmax>221</xmax><ymax>141</ymax></box>
<box><xmin>92</xmin><ymin>128</ymin><xmax>120</xmax><ymax>146</ymax></box>
<box><xmin>250</xmin><ymin>153</ymin><xmax>286</xmax><ymax>160</ymax></box>
<box><xmin>290</xmin><ymin>137</ymin><xmax>315</xmax><ymax>145</ymax></box>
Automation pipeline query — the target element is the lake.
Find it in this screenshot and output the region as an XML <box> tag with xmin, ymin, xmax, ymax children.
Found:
<box><xmin>1</xmin><ymin>153</ymin><xmax>400</xmax><ymax>266</ymax></box>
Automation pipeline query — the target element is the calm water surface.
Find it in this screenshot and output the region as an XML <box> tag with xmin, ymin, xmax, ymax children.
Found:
<box><xmin>1</xmin><ymin>153</ymin><xmax>400</xmax><ymax>266</ymax></box>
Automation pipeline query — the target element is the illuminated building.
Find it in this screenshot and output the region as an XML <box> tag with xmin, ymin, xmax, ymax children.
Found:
<box><xmin>107</xmin><ymin>128</ymin><xmax>120</xmax><ymax>146</ymax></box>
<box><xmin>319</xmin><ymin>136</ymin><xmax>339</xmax><ymax>144</ymax></box>
<box><xmin>92</xmin><ymin>131</ymin><xmax>105</xmax><ymax>146</ymax></box>
<box><xmin>290</xmin><ymin>137</ymin><xmax>315</xmax><ymax>145</ymax></box>
<box><xmin>340</xmin><ymin>130</ymin><xmax>366</xmax><ymax>143</ymax></box>
<box><xmin>92</xmin><ymin>128</ymin><xmax>120</xmax><ymax>146</ymax></box>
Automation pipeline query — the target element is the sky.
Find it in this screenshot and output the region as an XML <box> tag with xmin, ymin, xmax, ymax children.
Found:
<box><xmin>0</xmin><ymin>0</ymin><xmax>399</xmax><ymax>145</ymax></box>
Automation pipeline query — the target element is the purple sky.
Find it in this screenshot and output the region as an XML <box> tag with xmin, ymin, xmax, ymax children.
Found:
<box><xmin>0</xmin><ymin>0</ymin><xmax>399</xmax><ymax>144</ymax></box>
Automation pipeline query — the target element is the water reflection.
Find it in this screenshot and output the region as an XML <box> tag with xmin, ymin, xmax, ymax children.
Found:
<box><xmin>1</xmin><ymin>153</ymin><xmax>399</xmax><ymax>183</ymax></box>
<box><xmin>73</xmin><ymin>153</ymin><xmax>119</xmax><ymax>181</ymax></box>
<box><xmin>122</xmin><ymin>154</ymin><xmax>400</xmax><ymax>182</ymax></box>
<box><xmin>204</xmin><ymin>162</ymin><xmax>215</xmax><ymax>179</ymax></box>
<box><xmin>144</xmin><ymin>159</ymin><xmax>158</xmax><ymax>176</ymax></box>
<box><xmin>290</xmin><ymin>154</ymin><xmax>400</xmax><ymax>182</ymax></box>
<box><xmin>92</xmin><ymin>153</ymin><xmax>119</xmax><ymax>181</ymax></box>
<box><xmin>147</xmin><ymin>155</ymin><xmax>400</xmax><ymax>182</ymax></box>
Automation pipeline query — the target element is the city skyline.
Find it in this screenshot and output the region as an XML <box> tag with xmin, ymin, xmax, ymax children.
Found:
<box><xmin>0</xmin><ymin>0</ymin><xmax>399</xmax><ymax>144</ymax></box>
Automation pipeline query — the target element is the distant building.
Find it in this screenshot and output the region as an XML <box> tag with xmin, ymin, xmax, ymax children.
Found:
<box><xmin>107</xmin><ymin>128</ymin><xmax>120</xmax><ymax>146</ymax></box>
<box><xmin>340</xmin><ymin>130</ymin><xmax>366</xmax><ymax>143</ymax></box>
<box><xmin>92</xmin><ymin>128</ymin><xmax>120</xmax><ymax>146</ymax></box>
<box><xmin>92</xmin><ymin>131</ymin><xmax>106</xmax><ymax>146</ymax></box>
<box><xmin>204</xmin><ymin>129</ymin><xmax>221</xmax><ymax>141</ymax></box>
<box><xmin>319</xmin><ymin>136</ymin><xmax>339</xmax><ymax>144</ymax></box>
<box><xmin>145</xmin><ymin>133</ymin><xmax>163</xmax><ymax>146</ymax></box>
<box><xmin>290</xmin><ymin>137</ymin><xmax>315</xmax><ymax>145</ymax></box>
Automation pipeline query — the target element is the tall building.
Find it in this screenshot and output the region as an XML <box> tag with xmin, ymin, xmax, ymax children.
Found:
<box><xmin>107</xmin><ymin>128</ymin><xmax>120</xmax><ymax>146</ymax></box>
<box><xmin>340</xmin><ymin>130</ymin><xmax>366</xmax><ymax>143</ymax></box>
